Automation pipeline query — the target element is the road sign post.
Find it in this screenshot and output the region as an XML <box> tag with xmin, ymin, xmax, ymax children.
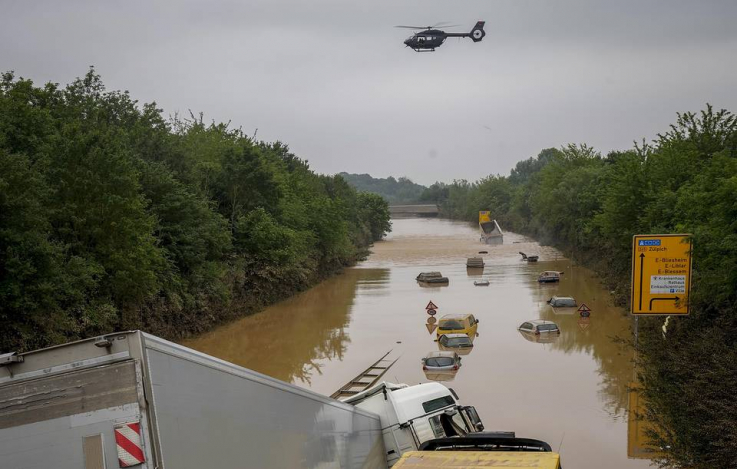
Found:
<box><xmin>631</xmin><ymin>234</ymin><xmax>692</xmax><ymax>315</ymax></box>
<box><xmin>577</xmin><ymin>303</ymin><xmax>591</xmax><ymax>318</ymax></box>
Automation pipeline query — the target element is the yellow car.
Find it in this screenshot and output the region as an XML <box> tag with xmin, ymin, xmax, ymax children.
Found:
<box><xmin>436</xmin><ymin>314</ymin><xmax>479</xmax><ymax>338</ymax></box>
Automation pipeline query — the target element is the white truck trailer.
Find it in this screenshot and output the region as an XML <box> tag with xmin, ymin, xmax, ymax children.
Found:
<box><xmin>0</xmin><ymin>331</ymin><xmax>386</xmax><ymax>469</ymax></box>
<box><xmin>0</xmin><ymin>331</ymin><xmax>486</xmax><ymax>469</ymax></box>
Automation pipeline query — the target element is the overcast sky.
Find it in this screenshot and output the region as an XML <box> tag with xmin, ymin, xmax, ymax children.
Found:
<box><xmin>2</xmin><ymin>0</ymin><xmax>736</xmax><ymax>185</ymax></box>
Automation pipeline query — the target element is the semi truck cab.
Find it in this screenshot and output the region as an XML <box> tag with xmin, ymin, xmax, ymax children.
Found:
<box><xmin>346</xmin><ymin>382</ymin><xmax>485</xmax><ymax>467</ymax></box>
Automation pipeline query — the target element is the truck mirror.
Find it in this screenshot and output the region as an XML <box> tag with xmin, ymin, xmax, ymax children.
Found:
<box><xmin>465</xmin><ymin>406</ymin><xmax>482</xmax><ymax>426</ymax></box>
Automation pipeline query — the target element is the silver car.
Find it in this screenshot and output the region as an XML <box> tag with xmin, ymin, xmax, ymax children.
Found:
<box><xmin>438</xmin><ymin>333</ymin><xmax>474</xmax><ymax>350</ymax></box>
<box><xmin>547</xmin><ymin>296</ymin><xmax>577</xmax><ymax>308</ymax></box>
<box><xmin>518</xmin><ymin>319</ymin><xmax>561</xmax><ymax>336</ymax></box>
<box><xmin>422</xmin><ymin>351</ymin><xmax>462</xmax><ymax>371</ymax></box>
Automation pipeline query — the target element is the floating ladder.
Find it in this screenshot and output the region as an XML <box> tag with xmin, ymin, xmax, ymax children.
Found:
<box><xmin>330</xmin><ymin>350</ymin><xmax>399</xmax><ymax>401</ymax></box>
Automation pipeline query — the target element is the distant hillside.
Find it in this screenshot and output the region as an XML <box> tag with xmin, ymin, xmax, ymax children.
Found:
<box><xmin>339</xmin><ymin>173</ymin><xmax>427</xmax><ymax>204</ymax></box>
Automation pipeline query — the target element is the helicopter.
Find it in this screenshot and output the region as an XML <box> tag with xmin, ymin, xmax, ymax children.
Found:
<box><xmin>396</xmin><ymin>21</ymin><xmax>486</xmax><ymax>52</ymax></box>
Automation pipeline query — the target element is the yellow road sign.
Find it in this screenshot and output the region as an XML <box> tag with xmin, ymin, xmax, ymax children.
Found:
<box><xmin>631</xmin><ymin>234</ymin><xmax>692</xmax><ymax>315</ymax></box>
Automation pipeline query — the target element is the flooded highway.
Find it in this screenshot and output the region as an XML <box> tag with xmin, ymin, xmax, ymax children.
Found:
<box><xmin>185</xmin><ymin>218</ymin><xmax>649</xmax><ymax>469</ymax></box>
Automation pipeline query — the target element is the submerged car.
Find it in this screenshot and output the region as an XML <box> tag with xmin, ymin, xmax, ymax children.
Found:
<box><xmin>417</xmin><ymin>271</ymin><xmax>450</xmax><ymax>285</ymax></box>
<box><xmin>538</xmin><ymin>271</ymin><xmax>562</xmax><ymax>283</ymax></box>
<box><xmin>518</xmin><ymin>329</ymin><xmax>560</xmax><ymax>344</ymax></box>
<box><xmin>436</xmin><ymin>314</ymin><xmax>479</xmax><ymax>337</ymax></box>
<box><xmin>518</xmin><ymin>319</ymin><xmax>561</xmax><ymax>336</ymax></box>
<box><xmin>438</xmin><ymin>333</ymin><xmax>474</xmax><ymax>351</ymax></box>
<box><xmin>547</xmin><ymin>296</ymin><xmax>577</xmax><ymax>307</ymax></box>
<box><xmin>422</xmin><ymin>351</ymin><xmax>461</xmax><ymax>371</ymax></box>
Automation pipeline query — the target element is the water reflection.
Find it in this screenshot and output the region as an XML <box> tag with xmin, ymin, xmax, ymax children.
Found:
<box><xmin>532</xmin><ymin>262</ymin><xmax>634</xmax><ymax>418</ymax></box>
<box><xmin>423</xmin><ymin>370</ymin><xmax>458</xmax><ymax>382</ymax></box>
<box><xmin>184</xmin><ymin>268</ymin><xmax>390</xmax><ymax>384</ymax></box>
<box><xmin>517</xmin><ymin>329</ymin><xmax>560</xmax><ymax>344</ymax></box>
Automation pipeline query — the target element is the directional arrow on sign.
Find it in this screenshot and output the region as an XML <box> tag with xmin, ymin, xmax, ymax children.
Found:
<box><xmin>649</xmin><ymin>296</ymin><xmax>680</xmax><ymax>310</ymax></box>
<box><xmin>638</xmin><ymin>253</ymin><xmax>645</xmax><ymax>311</ymax></box>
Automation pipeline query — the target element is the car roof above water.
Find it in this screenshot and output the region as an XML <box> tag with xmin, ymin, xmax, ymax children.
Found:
<box><xmin>443</xmin><ymin>333</ymin><xmax>471</xmax><ymax>339</ymax></box>
<box><xmin>529</xmin><ymin>319</ymin><xmax>558</xmax><ymax>326</ymax></box>
<box><xmin>438</xmin><ymin>314</ymin><xmax>473</xmax><ymax>320</ymax></box>
<box><xmin>425</xmin><ymin>351</ymin><xmax>458</xmax><ymax>359</ymax></box>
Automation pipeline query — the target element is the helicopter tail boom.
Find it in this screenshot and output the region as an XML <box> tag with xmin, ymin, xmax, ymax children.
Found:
<box><xmin>444</xmin><ymin>21</ymin><xmax>486</xmax><ymax>42</ymax></box>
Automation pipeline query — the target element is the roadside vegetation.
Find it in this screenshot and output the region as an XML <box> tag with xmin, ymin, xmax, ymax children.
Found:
<box><xmin>423</xmin><ymin>105</ymin><xmax>737</xmax><ymax>468</ymax></box>
<box><xmin>0</xmin><ymin>69</ymin><xmax>391</xmax><ymax>353</ymax></box>
<box><xmin>339</xmin><ymin>172</ymin><xmax>427</xmax><ymax>204</ymax></box>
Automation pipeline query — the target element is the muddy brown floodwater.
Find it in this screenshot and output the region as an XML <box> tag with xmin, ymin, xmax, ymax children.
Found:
<box><xmin>184</xmin><ymin>218</ymin><xmax>651</xmax><ymax>469</ymax></box>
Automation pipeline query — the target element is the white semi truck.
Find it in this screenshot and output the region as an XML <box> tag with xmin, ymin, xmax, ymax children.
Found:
<box><xmin>0</xmin><ymin>331</ymin><xmax>484</xmax><ymax>469</ymax></box>
<box><xmin>346</xmin><ymin>382</ymin><xmax>485</xmax><ymax>467</ymax></box>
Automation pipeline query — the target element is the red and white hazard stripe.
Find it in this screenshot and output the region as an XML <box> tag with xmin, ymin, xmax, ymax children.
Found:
<box><xmin>114</xmin><ymin>421</ymin><xmax>145</xmax><ymax>467</ymax></box>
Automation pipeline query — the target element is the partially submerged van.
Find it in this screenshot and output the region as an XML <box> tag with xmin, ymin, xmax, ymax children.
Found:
<box><xmin>436</xmin><ymin>314</ymin><xmax>479</xmax><ymax>337</ymax></box>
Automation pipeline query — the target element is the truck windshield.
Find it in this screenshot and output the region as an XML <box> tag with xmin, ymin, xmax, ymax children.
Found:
<box><xmin>422</xmin><ymin>395</ymin><xmax>455</xmax><ymax>413</ymax></box>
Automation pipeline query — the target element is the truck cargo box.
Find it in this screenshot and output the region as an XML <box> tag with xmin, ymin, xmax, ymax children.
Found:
<box><xmin>0</xmin><ymin>331</ymin><xmax>385</xmax><ymax>469</ymax></box>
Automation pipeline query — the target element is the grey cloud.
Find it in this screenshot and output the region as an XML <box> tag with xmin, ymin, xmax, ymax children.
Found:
<box><xmin>2</xmin><ymin>0</ymin><xmax>736</xmax><ymax>185</ymax></box>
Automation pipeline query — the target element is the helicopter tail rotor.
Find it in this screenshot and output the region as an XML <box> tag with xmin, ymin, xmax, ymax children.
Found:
<box><xmin>470</xmin><ymin>21</ymin><xmax>486</xmax><ymax>42</ymax></box>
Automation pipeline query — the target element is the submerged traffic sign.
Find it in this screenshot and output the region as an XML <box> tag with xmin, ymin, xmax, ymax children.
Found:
<box><xmin>425</xmin><ymin>301</ymin><xmax>438</xmax><ymax>310</ymax></box>
<box><xmin>631</xmin><ymin>234</ymin><xmax>692</xmax><ymax>315</ymax></box>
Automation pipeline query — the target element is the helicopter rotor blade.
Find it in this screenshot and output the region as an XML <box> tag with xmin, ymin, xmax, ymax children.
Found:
<box><xmin>394</xmin><ymin>25</ymin><xmax>432</xmax><ymax>29</ymax></box>
<box><xmin>431</xmin><ymin>22</ymin><xmax>460</xmax><ymax>28</ymax></box>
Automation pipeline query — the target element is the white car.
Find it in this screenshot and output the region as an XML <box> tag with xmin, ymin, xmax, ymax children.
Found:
<box><xmin>518</xmin><ymin>319</ymin><xmax>561</xmax><ymax>336</ymax></box>
<box><xmin>547</xmin><ymin>296</ymin><xmax>577</xmax><ymax>307</ymax></box>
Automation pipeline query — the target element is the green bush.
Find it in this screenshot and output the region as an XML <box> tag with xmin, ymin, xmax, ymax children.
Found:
<box><xmin>0</xmin><ymin>69</ymin><xmax>391</xmax><ymax>352</ymax></box>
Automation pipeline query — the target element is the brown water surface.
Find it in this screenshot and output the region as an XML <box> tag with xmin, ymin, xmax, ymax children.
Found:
<box><xmin>184</xmin><ymin>218</ymin><xmax>649</xmax><ymax>469</ymax></box>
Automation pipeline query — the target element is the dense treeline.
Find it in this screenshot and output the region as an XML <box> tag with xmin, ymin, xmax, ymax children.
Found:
<box><xmin>339</xmin><ymin>172</ymin><xmax>427</xmax><ymax>204</ymax></box>
<box><xmin>424</xmin><ymin>105</ymin><xmax>737</xmax><ymax>468</ymax></box>
<box><xmin>0</xmin><ymin>70</ymin><xmax>391</xmax><ymax>353</ymax></box>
